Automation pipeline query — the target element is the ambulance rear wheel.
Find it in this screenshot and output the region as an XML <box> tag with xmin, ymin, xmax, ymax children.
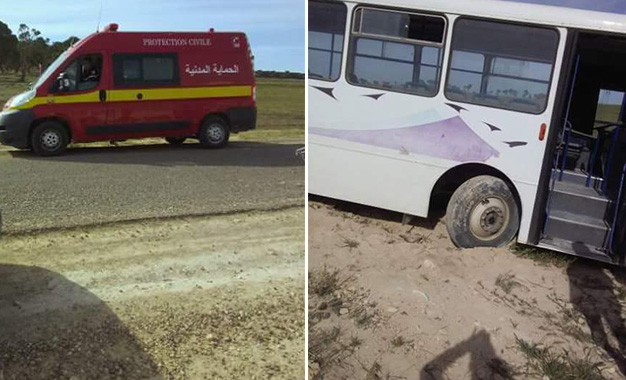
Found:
<box><xmin>199</xmin><ymin>116</ymin><xmax>229</xmax><ymax>149</ymax></box>
<box><xmin>166</xmin><ymin>137</ymin><xmax>186</xmax><ymax>145</ymax></box>
<box><xmin>445</xmin><ymin>175</ymin><xmax>519</xmax><ymax>248</ymax></box>
<box><xmin>31</xmin><ymin>122</ymin><xmax>69</xmax><ymax>156</ymax></box>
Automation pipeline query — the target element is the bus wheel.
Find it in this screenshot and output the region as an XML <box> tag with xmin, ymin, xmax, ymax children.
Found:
<box><xmin>198</xmin><ymin>116</ymin><xmax>230</xmax><ymax>149</ymax></box>
<box><xmin>165</xmin><ymin>137</ymin><xmax>186</xmax><ymax>145</ymax></box>
<box><xmin>31</xmin><ymin>121</ymin><xmax>69</xmax><ymax>156</ymax></box>
<box><xmin>446</xmin><ymin>175</ymin><xmax>519</xmax><ymax>248</ymax></box>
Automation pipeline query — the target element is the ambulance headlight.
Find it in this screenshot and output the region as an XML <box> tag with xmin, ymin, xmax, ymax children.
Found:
<box><xmin>5</xmin><ymin>90</ymin><xmax>35</xmax><ymax>110</ymax></box>
<box><xmin>2</xmin><ymin>97</ymin><xmax>13</xmax><ymax>111</ymax></box>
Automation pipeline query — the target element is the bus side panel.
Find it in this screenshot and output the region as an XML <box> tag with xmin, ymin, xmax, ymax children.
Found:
<box><xmin>309</xmin><ymin>4</ymin><xmax>568</xmax><ymax>244</ymax></box>
<box><xmin>310</xmin><ymin>138</ymin><xmax>542</xmax><ymax>245</ymax></box>
<box><xmin>309</xmin><ymin>139</ymin><xmax>444</xmax><ymax>218</ymax></box>
<box><xmin>516</xmin><ymin>182</ymin><xmax>543</xmax><ymax>244</ymax></box>
<box><xmin>308</xmin><ymin>69</ymin><xmax>557</xmax><ymax>245</ymax></box>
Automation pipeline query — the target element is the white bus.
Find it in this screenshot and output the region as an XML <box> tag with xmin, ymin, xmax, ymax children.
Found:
<box><xmin>308</xmin><ymin>0</ymin><xmax>626</xmax><ymax>265</ymax></box>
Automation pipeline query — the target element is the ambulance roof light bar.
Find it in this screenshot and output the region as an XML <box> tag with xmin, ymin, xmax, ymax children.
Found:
<box><xmin>103</xmin><ymin>23</ymin><xmax>119</xmax><ymax>32</ymax></box>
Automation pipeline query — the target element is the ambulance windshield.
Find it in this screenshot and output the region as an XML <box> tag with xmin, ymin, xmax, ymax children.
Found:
<box><xmin>32</xmin><ymin>49</ymin><xmax>71</xmax><ymax>89</ymax></box>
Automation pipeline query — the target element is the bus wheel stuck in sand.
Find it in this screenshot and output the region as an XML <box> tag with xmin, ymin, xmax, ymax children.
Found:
<box><xmin>0</xmin><ymin>23</ymin><xmax>256</xmax><ymax>156</ymax></box>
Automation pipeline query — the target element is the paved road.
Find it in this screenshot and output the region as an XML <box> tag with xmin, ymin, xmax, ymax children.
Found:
<box><xmin>0</xmin><ymin>141</ymin><xmax>304</xmax><ymax>233</ymax></box>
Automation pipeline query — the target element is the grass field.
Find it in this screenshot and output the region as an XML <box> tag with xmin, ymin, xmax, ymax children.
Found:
<box><xmin>0</xmin><ymin>73</ymin><xmax>36</xmax><ymax>106</ymax></box>
<box><xmin>596</xmin><ymin>104</ymin><xmax>621</xmax><ymax>122</ymax></box>
<box><xmin>255</xmin><ymin>78</ymin><xmax>304</xmax><ymax>130</ymax></box>
<box><xmin>0</xmin><ymin>73</ymin><xmax>303</xmax><ymax>141</ymax></box>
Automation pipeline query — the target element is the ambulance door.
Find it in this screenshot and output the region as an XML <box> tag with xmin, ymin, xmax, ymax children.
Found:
<box><xmin>49</xmin><ymin>53</ymin><xmax>109</xmax><ymax>140</ymax></box>
<box><xmin>106</xmin><ymin>53</ymin><xmax>184</xmax><ymax>139</ymax></box>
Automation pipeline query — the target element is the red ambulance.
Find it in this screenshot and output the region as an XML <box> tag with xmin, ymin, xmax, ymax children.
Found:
<box><xmin>0</xmin><ymin>24</ymin><xmax>256</xmax><ymax>156</ymax></box>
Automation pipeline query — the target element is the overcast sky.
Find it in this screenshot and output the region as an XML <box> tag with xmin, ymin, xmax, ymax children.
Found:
<box><xmin>499</xmin><ymin>0</ymin><xmax>626</xmax><ymax>14</ymax></box>
<box><xmin>1</xmin><ymin>0</ymin><xmax>305</xmax><ymax>72</ymax></box>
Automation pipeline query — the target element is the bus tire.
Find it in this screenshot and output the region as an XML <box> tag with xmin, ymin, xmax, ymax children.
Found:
<box><xmin>198</xmin><ymin>116</ymin><xmax>229</xmax><ymax>149</ymax></box>
<box><xmin>165</xmin><ymin>137</ymin><xmax>186</xmax><ymax>145</ymax></box>
<box><xmin>445</xmin><ymin>175</ymin><xmax>519</xmax><ymax>248</ymax></box>
<box><xmin>31</xmin><ymin>121</ymin><xmax>69</xmax><ymax>156</ymax></box>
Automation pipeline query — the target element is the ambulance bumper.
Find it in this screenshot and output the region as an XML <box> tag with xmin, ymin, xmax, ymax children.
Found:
<box><xmin>0</xmin><ymin>109</ymin><xmax>34</xmax><ymax>149</ymax></box>
<box><xmin>227</xmin><ymin>106</ymin><xmax>256</xmax><ymax>132</ymax></box>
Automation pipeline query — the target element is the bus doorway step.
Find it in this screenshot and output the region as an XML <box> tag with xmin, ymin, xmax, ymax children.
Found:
<box><xmin>537</xmin><ymin>237</ymin><xmax>614</xmax><ymax>264</ymax></box>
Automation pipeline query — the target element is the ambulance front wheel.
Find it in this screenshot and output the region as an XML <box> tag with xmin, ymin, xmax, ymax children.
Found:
<box><xmin>31</xmin><ymin>121</ymin><xmax>69</xmax><ymax>156</ymax></box>
<box><xmin>445</xmin><ymin>175</ymin><xmax>519</xmax><ymax>248</ymax></box>
<box><xmin>199</xmin><ymin>116</ymin><xmax>230</xmax><ymax>149</ymax></box>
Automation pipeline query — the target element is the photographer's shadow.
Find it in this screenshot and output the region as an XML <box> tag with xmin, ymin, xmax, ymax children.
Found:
<box><xmin>420</xmin><ymin>329</ymin><xmax>513</xmax><ymax>380</ymax></box>
<box><xmin>567</xmin><ymin>261</ymin><xmax>626</xmax><ymax>376</ymax></box>
<box><xmin>0</xmin><ymin>264</ymin><xmax>163</xmax><ymax>380</ymax></box>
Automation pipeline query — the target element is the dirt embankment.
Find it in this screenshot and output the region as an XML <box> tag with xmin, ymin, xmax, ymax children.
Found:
<box><xmin>0</xmin><ymin>208</ymin><xmax>305</xmax><ymax>380</ymax></box>
<box><xmin>308</xmin><ymin>199</ymin><xmax>626</xmax><ymax>380</ymax></box>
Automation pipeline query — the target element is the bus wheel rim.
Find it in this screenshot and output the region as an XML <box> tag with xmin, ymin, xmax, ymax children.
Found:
<box><xmin>468</xmin><ymin>197</ymin><xmax>509</xmax><ymax>241</ymax></box>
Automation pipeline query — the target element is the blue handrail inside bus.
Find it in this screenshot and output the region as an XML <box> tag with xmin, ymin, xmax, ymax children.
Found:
<box><xmin>557</xmin><ymin>55</ymin><xmax>581</xmax><ymax>181</ymax></box>
<box><xmin>608</xmin><ymin>163</ymin><xmax>626</xmax><ymax>255</ymax></box>
<box><xmin>559</xmin><ymin>121</ymin><xmax>572</xmax><ymax>181</ymax></box>
<box><xmin>601</xmin><ymin>126</ymin><xmax>621</xmax><ymax>195</ymax></box>
<box><xmin>586</xmin><ymin>131</ymin><xmax>602</xmax><ymax>187</ymax></box>
<box><xmin>587</xmin><ymin>121</ymin><xmax>620</xmax><ymax>189</ymax></box>
<box><xmin>542</xmin><ymin>155</ymin><xmax>562</xmax><ymax>238</ymax></box>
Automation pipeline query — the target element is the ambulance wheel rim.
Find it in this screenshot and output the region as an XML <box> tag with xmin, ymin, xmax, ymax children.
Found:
<box><xmin>207</xmin><ymin>123</ymin><xmax>225</xmax><ymax>143</ymax></box>
<box><xmin>41</xmin><ymin>129</ymin><xmax>61</xmax><ymax>150</ymax></box>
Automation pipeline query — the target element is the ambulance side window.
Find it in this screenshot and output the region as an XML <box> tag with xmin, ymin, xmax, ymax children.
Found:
<box><xmin>54</xmin><ymin>54</ymin><xmax>103</xmax><ymax>93</ymax></box>
<box><xmin>59</xmin><ymin>61</ymin><xmax>79</xmax><ymax>92</ymax></box>
<box><xmin>113</xmin><ymin>53</ymin><xmax>179</xmax><ymax>87</ymax></box>
<box><xmin>143</xmin><ymin>57</ymin><xmax>175</xmax><ymax>81</ymax></box>
<box><xmin>122</xmin><ymin>59</ymin><xmax>141</xmax><ymax>80</ymax></box>
<box><xmin>77</xmin><ymin>54</ymin><xmax>103</xmax><ymax>91</ymax></box>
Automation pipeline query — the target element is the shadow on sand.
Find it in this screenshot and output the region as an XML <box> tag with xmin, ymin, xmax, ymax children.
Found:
<box><xmin>420</xmin><ymin>329</ymin><xmax>513</xmax><ymax>380</ymax></box>
<box><xmin>567</xmin><ymin>260</ymin><xmax>626</xmax><ymax>376</ymax></box>
<box><xmin>0</xmin><ymin>264</ymin><xmax>162</xmax><ymax>380</ymax></box>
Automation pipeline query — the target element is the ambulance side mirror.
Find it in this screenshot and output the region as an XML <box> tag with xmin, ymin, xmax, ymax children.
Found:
<box><xmin>56</xmin><ymin>73</ymin><xmax>70</xmax><ymax>92</ymax></box>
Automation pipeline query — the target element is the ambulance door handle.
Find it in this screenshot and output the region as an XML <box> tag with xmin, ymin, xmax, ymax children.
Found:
<box><xmin>99</xmin><ymin>90</ymin><xmax>106</xmax><ymax>102</ymax></box>
<box><xmin>137</xmin><ymin>93</ymin><xmax>143</xmax><ymax>100</ymax></box>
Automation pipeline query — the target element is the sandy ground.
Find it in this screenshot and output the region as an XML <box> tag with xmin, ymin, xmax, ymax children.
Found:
<box><xmin>308</xmin><ymin>198</ymin><xmax>626</xmax><ymax>380</ymax></box>
<box><xmin>0</xmin><ymin>207</ymin><xmax>304</xmax><ymax>380</ymax></box>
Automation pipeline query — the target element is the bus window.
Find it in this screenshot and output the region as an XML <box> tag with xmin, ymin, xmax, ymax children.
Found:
<box><xmin>445</xmin><ymin>18</ymin><xmax>558</xmax><ymax>114</ymax></box>
<box><xmin>347</xmin><ymin>7</ymin><xmax>446</xmax><ymax>97</ymax></box>
<box><xmin>308</xmin><ymin>1</ymin><xmax>347</xmax><ymax>82</ymax></box>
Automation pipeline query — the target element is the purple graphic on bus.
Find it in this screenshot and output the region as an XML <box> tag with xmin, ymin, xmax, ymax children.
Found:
<box><xmin>309</xmin><ymin>116</ymin><xmax>500</xmax><ymax>163</ymax></box>
<box><xmin>499</xmin><ymin>0</ymin><xmax>626</xmax><ymax>15</ymax></box>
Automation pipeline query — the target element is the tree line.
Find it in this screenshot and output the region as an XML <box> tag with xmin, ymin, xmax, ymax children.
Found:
<box><xmin>255</xmin><ymin>70</ymin><xmax>304</xmax><ymax>80</ymax></box>
<box><xmin>0</xmin><ymin>20</ymin><xmax>78</xmax><ymax>82</ymax></box>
